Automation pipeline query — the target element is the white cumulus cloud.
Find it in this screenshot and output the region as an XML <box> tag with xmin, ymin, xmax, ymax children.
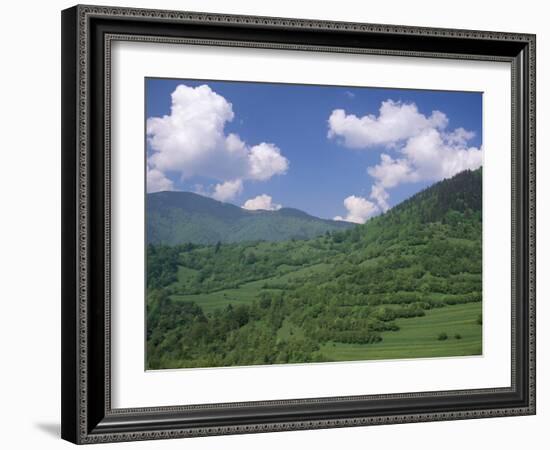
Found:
<box><xmin>367</xmin><ymin>154</ymin><xmax>418</xmax><ymax>189</ymax></box>
<box><xmin>334</xmin><ymin>195</ymin><xmax>379</xmax><ymax>224</ymax></box>
<box><xmin>247</xmin><ymin>143</ymin><xmax>289</xmax><ymax>181</ymax></box>
<box><xmin>212</xmin><ymin>179</ymin><xmax>243</xmax><ymax>202</ymax></box>
<box><xmin>147</xmin><ymin>167</ymin><xmax>174</xmax><ymax>193</ymax></box>
<box><xmin>444</xmin><ymin>127</ymin><xmax>476</xmax><ymax>147</ymax></box>
<box><xmin>327</xmin><ymin>100</ymin><xmax>447</xmax><ymax>149</ymax></box>
<box><xmin>146</xmin><ymin>84</ymin><xmax>289</xmax><ymax>199</ymax></box>
<box><xmin>327</xmin><ymin>100</ymin><xmax>482</xmax><ymax>212</ymax></box>
<box><xmin>401</xmin><ymin>128</ymin><xmax>482</xmax><ymax>181</ymax></box>
<box><xmin>242</xmin><ymin>194</ymin><xmax>282</xmax><ymax>211</ymax></box>
<box><xmin>369</xmin><ymin>183</ymin><xmax>391</xmax><ymax>213</ymax></box>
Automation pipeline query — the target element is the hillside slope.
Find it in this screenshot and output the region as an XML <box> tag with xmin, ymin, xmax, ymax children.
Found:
<box><xmin>147</xmin><ymin>168</ymin><xmax>483</xmax><ymax>369</ymax></box>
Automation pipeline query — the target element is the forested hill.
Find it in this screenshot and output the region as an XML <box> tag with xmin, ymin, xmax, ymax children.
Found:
<box><xmin>383</xmin><ymin>167</ymin><xmax>482</xmax><ymax>225</ymax></box>
<box><xmin>147</xmin><ymin>191</ymin><xmax>355</xmax><ymax>245</ymax></box>
<box><xmin>147</xmin><ymin>168</ymin><xmax>483</xmax><ymax>369</ymax></box>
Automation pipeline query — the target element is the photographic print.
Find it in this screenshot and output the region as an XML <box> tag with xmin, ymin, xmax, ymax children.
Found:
<box><xmin>145</xmin><ymin>78</ymin><xmax>483</xmax><ymax>370</ymax></box>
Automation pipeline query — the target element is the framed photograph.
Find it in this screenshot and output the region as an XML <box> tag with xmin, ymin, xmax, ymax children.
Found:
<box><xmin>61</xmin><ymin>5</ymin><xmax>536</xmax><ymax>444</ymax></box>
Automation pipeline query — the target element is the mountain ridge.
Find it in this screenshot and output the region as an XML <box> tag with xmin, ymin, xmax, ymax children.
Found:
<box><xmin>147</xmin><ymin>191</ymin><xmax>355</xmax><ymax>245</ymax></box>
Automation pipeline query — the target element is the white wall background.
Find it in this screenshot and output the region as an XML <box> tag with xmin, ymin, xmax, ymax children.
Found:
<box><xmin>0</xmin><ymin>0</ymin><xmax>545</xmax><ymax>448</ymax></box>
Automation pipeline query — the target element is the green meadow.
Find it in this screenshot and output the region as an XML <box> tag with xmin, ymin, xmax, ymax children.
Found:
<box><xmin>320</xmin><ymin>303</ymin><xmax>482</xmax><ymax>361</ymax></box>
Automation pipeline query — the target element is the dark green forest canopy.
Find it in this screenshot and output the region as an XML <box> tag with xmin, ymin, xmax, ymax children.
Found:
<box><xmin>147</xmin><ymin>168</ymin><xmax>482</xmax><ymax>369</ymax></box>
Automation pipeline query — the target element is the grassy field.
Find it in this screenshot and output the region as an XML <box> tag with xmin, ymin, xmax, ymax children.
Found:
<box><xmin>171</xmin><ymin>262</ymin><xmax>330</xmax><ymax>314</ymax></box>
<box><xmin>320</xmin><ymin>302</ymin><xmax>482</xmax><ymax>361</ymax></box>
<box><xmin>172</xmin><ymin>278</ymin><xmax>271</xmax><ymax>314</ymax></box>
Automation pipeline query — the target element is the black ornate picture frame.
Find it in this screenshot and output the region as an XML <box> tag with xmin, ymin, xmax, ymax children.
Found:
<box><xmin>61</xmin><ymin>4</ymin><xmax>536</xmax><ymax>444</ymax></box>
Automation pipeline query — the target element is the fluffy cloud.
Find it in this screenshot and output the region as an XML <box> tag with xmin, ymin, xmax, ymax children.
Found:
<box><xmin>248</xmin><ymin>143</ymin><xmax>289</xmax><ymax>181</ymax></box>
<box><xmin>365</xmin><ymin>129</ymin><xmax>482</xmax><ymax>210</ymax></box>
<box><xmin>328</xmin><ymin>100</ymin><xmax>482</xmax><ymax>211</ymax></box>
<box><xmin>327</xmin><ymin>100</ymin><xmax>448</xmax><ymax>149</ymax></box>
<box><xmin>147</xmin><ymin>167</ymin><xmax>174</xmax><ymax>193</ymax></box>
<box><xmin>401</xmin><ymin>128</ymin><xmax>482</xmax><ymax>180</ymax></box>
<box><xmin>242</xmin><ymin>194</ymin><xmax>282</xmax><ymax>211</ymax></box>
<box><xmin>146</xmin><ymin>84</ymin><xmax>288</xmax><ymax>198</ymax></box>
<box><xmin>334</xmin><ymin>195</ymin><xmax>379</xmax><ymax>224</ymax></box>
<box><xmin>367</xmin><ymin>154</ymin><xmax>418</xmax><ymax>189</ymax></box>
<box><xmin>444</xmin><ymin>127</ymin><xmax>476</xmax><ymax>147</ymax></box>
<box><xmin>369</xmin><ymin>183</ymin><xmax>390</xmax><ymax>213</ymax></box>
<box><xmin>212</xmin><ymin>179</ymin><xmax>243</xmax><ymax>202</ymax></box>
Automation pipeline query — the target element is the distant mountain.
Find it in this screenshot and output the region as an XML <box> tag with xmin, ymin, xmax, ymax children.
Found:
<box><xmin>147</xmin><ymin>191</ymin><xmax>355</xmax><ymax>245</ymax></box>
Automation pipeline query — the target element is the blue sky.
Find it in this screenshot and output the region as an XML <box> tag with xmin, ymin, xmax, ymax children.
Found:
<box><xmin>145</xmin><ymin>78</ymin><xmax>482</xmax><ymax>223</ymax></box>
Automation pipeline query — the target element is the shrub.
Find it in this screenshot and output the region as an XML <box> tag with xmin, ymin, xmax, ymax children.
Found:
<box><xmin>437</xmin><ymin>332</ymin><xmax>448</xmax><ymax>341</ymax></box>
